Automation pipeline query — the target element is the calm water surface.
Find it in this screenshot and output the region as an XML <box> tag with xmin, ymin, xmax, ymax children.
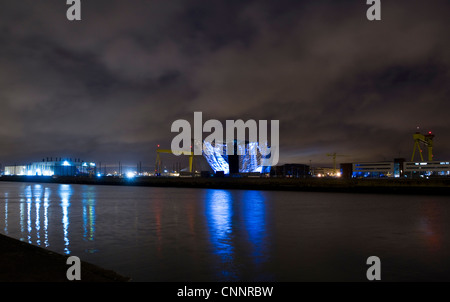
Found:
<box><xmin>0</xmin><ymin>181</ymin><xmax>449</xmax><ymax>281</ymax></box>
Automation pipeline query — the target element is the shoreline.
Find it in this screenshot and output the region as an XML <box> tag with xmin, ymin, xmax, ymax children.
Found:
<box><xmin>0</xmin><ymin>233</ymin><xmax>130</xmax><ymax>282</ymax></box>
<box><xmin>1</xmin><ymin>175</ymin><xmax>449</xmax><ymax>195</ymax></box>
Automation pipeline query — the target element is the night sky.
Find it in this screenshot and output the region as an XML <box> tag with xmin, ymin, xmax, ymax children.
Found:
<box><xmin>0</xmin><ymin>0</ymin><xmax>449</xmax><ymax>169</ymax></box>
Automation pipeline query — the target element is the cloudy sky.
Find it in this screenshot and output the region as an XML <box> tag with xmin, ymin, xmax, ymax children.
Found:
<box><xmin>0</xmin><ymin>0</ymin><xmax>449</xmax><ymax>169</ymax></box>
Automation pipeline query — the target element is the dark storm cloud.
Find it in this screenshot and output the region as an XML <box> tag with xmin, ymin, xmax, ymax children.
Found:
<box><xmin>0</xmin><ymin>0</ymin><xmax>449</xmax><ymax>168</ymax></box>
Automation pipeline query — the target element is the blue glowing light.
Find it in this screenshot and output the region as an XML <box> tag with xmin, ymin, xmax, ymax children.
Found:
<box><xmin>205</xmin><ymin>189</ymin><xmax>237</xmax><ymax>280</ymax></box>
<box><xmin>204</xmin><ymin>189</ymin><xmax>270</xmax><ymax>280</ymax></box>
<box><xmin>201</xmin><ymin>140</ymin><xmax>271</xmax><ymax>174</ymax></box>
<box><xmin>202</xmin><ymin>141</ymin><xmax>230</xmax><ymax>174</ymax></box>
<box><xmin>242</xmin><ymin>190</ymin><xmax>268</xmax><ymax>265</ymax></box>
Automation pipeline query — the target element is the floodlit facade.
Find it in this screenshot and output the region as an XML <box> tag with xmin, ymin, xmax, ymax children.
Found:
<box><xmin>403</xmin><ymin>161</ymin><xmax>450</xmax><ymax>177</ymax></box>
<box><xmin>199</xmin><ymin>140</ymin><xmax>272</xmax><ymax>175</ymax></box>
<box><xmin>4</xmin><ymin>165</ymin><xmax>27</xmax><ymax>176</ymax></box>
<box><xmin>347</xmin><ymin>159</ymin><xmax>450</xmax><ymax>178</ymax></box>
<box><xmin>352</xmin><ymin>162</ymin><xmax>395</xmax><ymax>178</ymax></box>
<box><xmin>3</xmin><ymin>159</ymin><xmax>96</xmax><ymax>177</ymax></box>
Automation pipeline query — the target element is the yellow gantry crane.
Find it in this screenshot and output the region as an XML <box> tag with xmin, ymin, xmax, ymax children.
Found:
<box><xmin>411</xmin><ymin>130</ymin><xmax>434</xmax><ymax>162</ymax></box>
<box><xmin>155</xmin><ymin>146</ymin><xmax>194</xmax><ymax>174</ymax></box>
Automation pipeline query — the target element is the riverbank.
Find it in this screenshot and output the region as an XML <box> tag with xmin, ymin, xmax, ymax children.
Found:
<box><xmin>1</xmin><ymin>175</ymin><xmax>450</xmax><ymax>195</ymax></box>
<box><xmin>0</xmin><ymin>234</ymin><xmax>130</xmax><ymax>282</ymax></box>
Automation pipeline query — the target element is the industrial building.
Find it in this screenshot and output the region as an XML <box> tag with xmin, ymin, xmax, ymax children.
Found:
<box><xmin>341</xmin><ymin>159</ymin><xmax>450</xmax><ymax>179</ymax></box>
<box><xmin>312</xmin><ymin>167</ymin><xmax>341</xmax><ymax>177</ymax></box>
<box><xmin>270</xmin><ymin>164</ymin><xmax>310</xmax><ymax>178</ymax></box>
<box><xmin>352</xmin><ymin>162</ymin><xmax>394</xmax><ymax>177</ymax></box>
<box><xmin>3</xmin><ymin>158</ymin><xmax>96</xmax><ymax>177</ymax></box>
<box><xmin>351</xmin><ymin>160</ymin><xmax>399</xmax><ymax>178</ymax></box>
<box><xmin>201</xmin><ymin>140</ymin><xmax>272</xmax><ymax>175</ymax></box>
<box><xmin>340</xmin><ymin>130</ymin><xmax>450</xmax><ymax>179</ymax></box>
<box><xmin>403</xmin><ymin>161</ymin><xmax>450</xmax><ymax>177</ymax></box>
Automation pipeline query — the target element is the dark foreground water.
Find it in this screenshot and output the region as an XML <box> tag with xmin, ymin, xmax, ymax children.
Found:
<box><xmin>0</xmin><ymin>181</ymin><xmax>449</xmax><ymax>281</ymax></box>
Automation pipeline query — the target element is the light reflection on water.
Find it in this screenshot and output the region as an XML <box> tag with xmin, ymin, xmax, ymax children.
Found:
<box><xmin>205</xmin><ymin>190</ymin><xmax>271</xmax><ymax>281</ymax></box>
<box><xmin>1</xmin><ymin>181</ymin><xmax>450</xmax><ymax>281</ymax></box>
<box><xmin>2</xmin><ymin>183</ymin><xmax>96</xmax><ymax>256</ymax></box>
<box><xmin>242</xmin><ymin>190</ymin><xmax>267</xmax><ymax>263</ymax></box>
<box><xmin>82</xmin><ymin>186</ymin><xmax>96</xmax><ymax>243</ymax></box>
<box><xmin>59</xmin><ymin>184</ymin><xmax>72</xmax><ymax>254</ymax></box>
<box><xmin>205</xmin><ymin>190</ymin><xmax>237</xmax><ymax>280</ymax></box>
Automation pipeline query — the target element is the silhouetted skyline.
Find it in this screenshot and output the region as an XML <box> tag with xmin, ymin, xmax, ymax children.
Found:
<box><xmin>0</xmin><ymin>0</ymin><xmax>449</xmax><ymax>168</ymax></box>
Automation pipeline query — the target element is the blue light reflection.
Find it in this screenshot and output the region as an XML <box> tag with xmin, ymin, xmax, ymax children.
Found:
<box><xmin>242</xmin><ymin>190</ymin><xmax>268</xmax><ymax>265</ymax></box>
<box><xmin>205</xmin><ymin>190</ymin><xmax>237</xmax><ymax>280</ymax></box>
<box><xmin>205</xmin><ymin>189</ymin><xmax>270</xmax><ymax>281</ymax></box>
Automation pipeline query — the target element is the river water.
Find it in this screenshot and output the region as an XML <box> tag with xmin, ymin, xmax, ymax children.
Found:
<box><xmin>0</xmin><ymin>181</ymin><xmax>449</xmax><ymax>281</ymax></box>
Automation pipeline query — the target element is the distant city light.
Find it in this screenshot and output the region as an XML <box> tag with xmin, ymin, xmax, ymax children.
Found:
<box><xmin>2</xmin><ymin>158</ymin><xmax>96</xmax><ymax>177</ymax></box>
<box><xmin>43</xmin><ymin>170</ymin><xmax>54</xmax><ymax>176</ymax></box>
<box><xmin>126</xmin><ymin>172</ymin><xmax>136</xmax><ymax>179</ymax></box>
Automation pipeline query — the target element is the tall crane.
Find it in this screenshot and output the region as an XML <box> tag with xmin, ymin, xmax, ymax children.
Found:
<box><xmin>326</xmin><ymin>153</ymin><xmax>351</xmax><ymax>176</ymax></box>
<box><xmin>411</xmin><ymin>130</ymin><xmax>434</xmax><ymax>162</ymax></box>
<box><xmin>155</xmin><ymin>146</ymin><xmax>194</xmax><ymax>174</ymax></box>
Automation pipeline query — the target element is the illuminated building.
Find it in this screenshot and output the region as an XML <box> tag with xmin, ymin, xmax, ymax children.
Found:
<box><xmin>312</xmin><ymin>167</ymin><xmax>340</xmax><ymax>177</ymax></box>
<box><xmin>198</xmin><ymin>140</ymin><xmax>272</xmax><ymax>175</ymax></box>
<box><xmin>344</xmin><ymin>159</ymin><xmax>450</xmax><ymax>178</ymax></box>
<box><xmin>403</xmin><ymin>161</ymin><xmax>450</xmax><ymax>178</ymax></box>
<box><xmin>3</xmin><ymin>158</ymin><xmax>96</xmax><ymax>177</ymax></box>
<box><xmin>352</xmin><ymin>162</ymin><xmax>395</xmax><ymax>178</ymax></box>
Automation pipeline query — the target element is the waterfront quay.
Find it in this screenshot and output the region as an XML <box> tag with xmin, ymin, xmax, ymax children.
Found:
<box><xmin>1</xmin><ymin>175</ymin><xmax>449</xmax><ymax>195</ymax></box>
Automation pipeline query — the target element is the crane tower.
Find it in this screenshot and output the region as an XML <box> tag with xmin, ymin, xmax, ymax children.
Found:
<box><xmin>411</xmin><ymin>130</ymin><xmax>434</xmax><ymax>162</ymax></box>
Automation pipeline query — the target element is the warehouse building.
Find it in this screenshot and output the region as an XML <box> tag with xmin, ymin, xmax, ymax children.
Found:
<box><xmin>270</xmin><ymin>163</ymin><xmax>310</xmax><ymax>178</ymax></box>
<box><xmin>341</xmin><ymin>158</ymin><xmax>450</xmax><ymax>179</ymax></box>
<box><xmin>3</xmin><ymin>158</ymin><xmax>96</xmax><ymax>177</ymax></box>
<box><xmin>403</xmin><ymin>161</ymin><xmax>450</xmax><ymax>178</ymax></box>
<box><xmin>352</xmin><ymin>162</ymin><xmax>395</xmax><ymax>178</ymax></box>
